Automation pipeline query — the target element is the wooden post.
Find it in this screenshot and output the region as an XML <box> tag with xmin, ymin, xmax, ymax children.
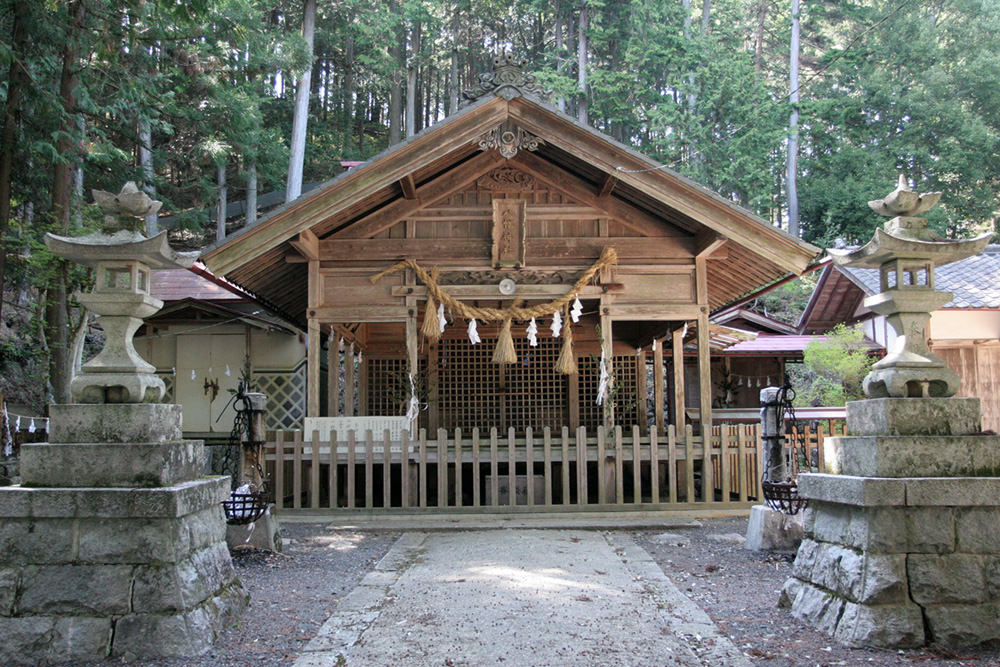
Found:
<box><xmin>327</xmin><ymin>332</ymin><xmax>337</xmax><ymax>417</ymax></box>
<box><xmin>344</xmin><ymin>342</ymin><xmax>355</xmax><ymax>416</ymax></box>
<box><xmin>636</xmin><ymin>351</ymin><xmax>647</xmax><ymax>434</ymax></box>
<box><xmin>405</xmin><ymin>307</ymin><xmax>419</xmax><ymax>497</ymax></box>
<box><xmin>672</xmin><ymin>326</ymin><xmax>686</xmax><ymax>432</ymax></box>
<box><xmin>427</xmin><ymin>342</ymin><xmax>439</xmax><ymax>431</ymax></box>
<box><xmin>696</xmin><ymin>256</ymin><xmax>713</xmax><ymax>503</ymax></box>
<box><xmin>307</xmin><ymin>318</ymin><xmax>321</xmax><ymax>418</ymax></box>
<box><xmin>653</xmin><ymin>338</ymin><xmax>665</xmax><ymax>434</ymax></box>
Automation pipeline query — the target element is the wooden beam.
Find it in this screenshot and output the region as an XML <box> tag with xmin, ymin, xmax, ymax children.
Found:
<box><xmin>334</xmin><ymin>151</ymin><xmax>506</xmax><ymax>240</ymax></box>
<box><xmin>202</xmin><ymin>98</ymin><xmax>508</xmax><ymax>276</ymax></box>
<box><xmin>508</xmin><ymin>97</ymin><xmax>818</xmax><ymax>273</ymax></box>
<box><xmin>597</xmin><ymin>173</ymin><xmax>617</xmax><ymax>199</ymax></box>
<box><xmin>392</xmin><ymin>284</ymin><xmax>607</xmax><ymax>299</ymax></box>
<box><xmin>400</xmin><ymin>174</ymin><xmax>417</xmax><ymax>200</ymax></box>
<box><xmin>290</xmin><ymin>229</ymin><xmax>319</xmax><ymax>261</ymax></box>
<box><xmin>606</xmin><ymin>304</ymin><xmax>703</xmax><ymax>320</ymax></box>
<box><xmin>695</xmin><ymin>230</ymin><xmax>728</xmax><ymax>259</ymax></box>
<box><xmin>513</xmin><ymin>151</ymin><xmax>685</xmax><ymax>240</ymax></box>
<box><xmin>319</xmin><ymin>236</ymin><xmax>693</xmax><ymax>263</ymax></box>
<box><xmin>308</xmin><ymin>306</ymin><xmax>410</xmax><ymax>322</ymax></box>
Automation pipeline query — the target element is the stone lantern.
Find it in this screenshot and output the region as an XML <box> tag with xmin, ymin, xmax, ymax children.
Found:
<box><xmin>782</xmin><ymin>177</ymin><xmax>1000</xmax><ymax>650</ymax></box>
<box><xmin>0</xmin><ymin>183</ymin><xmax>245</xmax><ymax>664</ymax></box>
<box><xmin>828</xmin><ymin>175</ymin><xmax>991</xmax><ymax>398</ymax></box>
<box><xmin>44</xmin><ymin>182</ymin><xmax>194</xmax><ymax>403</ymax></box>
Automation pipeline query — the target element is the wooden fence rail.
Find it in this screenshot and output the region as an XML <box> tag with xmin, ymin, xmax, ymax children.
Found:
<box><xmin>262</xmin><ymin>423</ymin><xmax>771</xmax><ymax>512</ymax></box>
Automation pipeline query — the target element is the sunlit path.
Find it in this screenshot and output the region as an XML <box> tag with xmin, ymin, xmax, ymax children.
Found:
<box><xmin>295</xmin><ymin>530</ymin><xmax>750</xmax><ymax>666</ymax></box>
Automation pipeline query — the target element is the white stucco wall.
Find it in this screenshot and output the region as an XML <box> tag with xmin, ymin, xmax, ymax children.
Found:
<box><xmin>929</xmin><ymin>309</ymin><xmax>1000</xmax><ymax>341</ymax></box>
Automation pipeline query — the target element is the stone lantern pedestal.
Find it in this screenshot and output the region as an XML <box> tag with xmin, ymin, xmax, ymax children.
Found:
<box><xmin>781</xmin><ymin>178</ymin><xmax>1000</xmax><ymax>649</ymax></box>
<box><xmin>0</xmin><ymin>185</ymin><xmax>246</xmax><ymax>662</ymax></box>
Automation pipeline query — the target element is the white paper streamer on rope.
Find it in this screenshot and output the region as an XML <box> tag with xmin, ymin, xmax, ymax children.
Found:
<box><xmin>191</xmin><ymin>369</ymin><xmax>197</xmax><ymax>380</ymax></box>
<box><xmin>550</xmin><ymin>310</ymin><xmax>562</xmax><ymax>338</ymax></box>
<box><xmin>405</xmin><ymin>373</ymin><xmax>420</xmax><ymax>423</ymax></box>
<box><xmin>15</xmin><ymin>416</ymin><xmax>20</xmax><ymax>431</ymax></box>
<box><xmin>570</xmin><ymin>296</ymin><xmax>583</xmax><ymax>323</ymax></box>
<box><xmin>225</xmin><ymin>364</ymin><xmax>231</xmax><ymax>377</ymax></box>
<box><xmin>437</xmin><ymin>302</ymin><xmax>446</xmax><ymax>334</ymax></box>
<box><xmin>44</xmin><ymin>419</ymin><xmax>49</xmax><ymax>433</ymax></box>
<box><xmin>2</xmin><ymin>403</ymin><xmax>12</xmax><ymax>457</ymax></box>
<box><xmin>356</xmin><ymin>351</ymin><xmax>363</xmax><ymax>364</ymax></box>
<box><xmin>526</xmin><ymin>317</ymin><xmax>538</xmax><ymax>347</ymax></box>
<box><xmin>467</xmin><ymin>318</ymin><xmax>481</xmax><ymax>344</ymax></box>
<box><xmin>338</xmin><ymin>337</ymin><xmax>345</xmax><ymax>352</ymax></box>
<box><xmin>651</xmin><ymin>338</ymin><xmax>657</xmax><ymax>352</ymax></box>
<box><xmin>28</xmin><ymin>418</ymin><xmax>35</xmax><ymax>434</ymax></box>
<box><xmin>596</xmin><ymin>349</ymin><xmax>610</xmax><ymax>406</ymax></box>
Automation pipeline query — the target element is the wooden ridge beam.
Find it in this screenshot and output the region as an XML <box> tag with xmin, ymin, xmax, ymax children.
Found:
<box><xmin>333</xmin><ymin>150</ymin><xmax>506</xmax><ymax>240</ymax></box>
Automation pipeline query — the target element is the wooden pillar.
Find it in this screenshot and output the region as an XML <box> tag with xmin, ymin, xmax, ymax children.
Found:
<box><xmin>653</xmin><ymin>338</ymin><xmax>665</xmax><ymax>433</ymax></box>
<box><xmin>307</xmin><ymin>257</ymin><xmax>321</xmax><ymax>419</ymax></box>
<box><xmin>307</xmin><ymin>319</ymin><xmax>321</xmax><ymax>418</ymax></box>
<box><xmin>672</xmin><ymin>326</ymin><xmax>686</xmax><ymax>431</ymax></box>
<box><xmin>357</xmin><ymin>344</ymin><xmax>368</xmax><ymax>416</ymax></box>
<box><xmin>636</xmin><ymin>350</ymin><xmax>647</xmax><ymax>434</ymax></box>
<box><xmin>427</xmin><ymin>342</ymin><xmax>439</xmax><ymax>431</ymax></box>
<box><xmin>696</xmin><ymin>256</ymin><xmax>713</xmax><ymax>502</ymax></box>
<box><xmin>326</xmin><ymin>327</ymin><xmax>340</xmax><ymax>417</ymax></box>
<box><xmin>344</xmin><ymin>342</ymin><xmax>355</xmax><ymax>416</ymax></box>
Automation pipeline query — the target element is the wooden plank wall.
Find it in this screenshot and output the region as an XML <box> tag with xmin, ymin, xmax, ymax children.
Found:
<box><xmin>934</xmin><ymin>342</ymin><xmax>1000</xmax><ymax>433</ymax></box>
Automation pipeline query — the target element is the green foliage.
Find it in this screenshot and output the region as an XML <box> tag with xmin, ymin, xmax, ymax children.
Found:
<box><xmin>792</xmin><ymin>323</ymin><xmax>875</xmax><ymax>407</ymax></box>
<box><xmin>746</xmin><ymin>274</ymin><xmax>818</xmax><ymax>326</ymax></box>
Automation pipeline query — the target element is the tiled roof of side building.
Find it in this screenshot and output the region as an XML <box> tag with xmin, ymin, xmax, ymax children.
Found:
<box><xmin>150</xmin><ymin>267</ymin><xmax>244</xmax><ymax>302</ymax></box>
<box><xmin>840</xmin><ymin>244</ymin><xmax>1000</xmax><ymax>309</ymax></box>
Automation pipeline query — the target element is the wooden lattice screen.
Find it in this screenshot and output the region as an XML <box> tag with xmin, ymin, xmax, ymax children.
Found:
<box><xmin>437</xmin><ymin>335</ymin><xmax>567</xmax><ymax>432</ymax></box>
<box><xmin>578</xmin><ymin>354</ymin><xmax>639</xmax><ymax>431</ymax></box>
<box><xmin>366</xmin><ymin>358</ymin><xmax>428</xmax><ymax>429</ymax></box>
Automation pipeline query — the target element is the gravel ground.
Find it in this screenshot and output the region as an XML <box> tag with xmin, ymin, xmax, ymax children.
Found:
<box><xmin>634</xmin><ymin>516</ymin><xmax>1000</xmax><ymax>667</ymax></box>
<box><xmin>60</xmin><ymin>517</ymin><xmax>1000</xmax><ymax>666</ymax></box>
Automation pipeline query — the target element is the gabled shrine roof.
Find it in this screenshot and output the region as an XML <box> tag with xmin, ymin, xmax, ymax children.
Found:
<box><xmin>201</xmin><ymin>73</ymin><xmax>820</xmax><ymax>326</ymax></box>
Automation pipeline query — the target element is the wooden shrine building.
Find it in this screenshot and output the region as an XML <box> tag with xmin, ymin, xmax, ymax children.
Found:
<box><xmin>199</xmin><ymin>57</ymin><xmax>820</xmax><ymax>512</ymax></box>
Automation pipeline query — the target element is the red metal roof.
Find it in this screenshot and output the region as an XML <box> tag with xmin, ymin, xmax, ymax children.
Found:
<box><xmin>150</xmin><ymin>268</ymin><xmax>244</xmax><ymax>302</ymax></box>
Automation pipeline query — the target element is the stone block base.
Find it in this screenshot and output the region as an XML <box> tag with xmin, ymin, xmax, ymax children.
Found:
<box><xmin>0</xmin><ymin>477</ymin><xmax>247</xmax><ymax>663</ymax></box>
<box><xmin>20</xmin><ymin>439</ymin><xmax>205</xmax><ymax>488</ymax></box>
<box><xmin>226</xmin><ymin>506</ymin><xmax>282</xmax><ymax>552</ymax></box>
<box><xmin>744</xmin><ymin>504</ymin><xmax>804</xmax><ymax>552</ymax></box>
<box><xmin>785</xmin><ymin>473</ymin><xmax>1000</xmax><ymax>649</ymax></box>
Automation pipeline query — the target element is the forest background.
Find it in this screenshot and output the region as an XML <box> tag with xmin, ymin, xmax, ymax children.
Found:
<box><xmin>1</xmin><ymin>0</ymin><xmax>998</xmax><ymax>411</ymax></box>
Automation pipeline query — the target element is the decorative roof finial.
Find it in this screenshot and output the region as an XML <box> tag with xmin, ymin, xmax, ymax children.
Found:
<box><xmin>461</xmin><ymin>53</ymin><xmax>551</xmax><ymax>105</ymax></box>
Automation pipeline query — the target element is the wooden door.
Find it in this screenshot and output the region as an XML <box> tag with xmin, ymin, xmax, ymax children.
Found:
<box><xmin>176</xmin><ymin>333</ymin><xmax>245</xmax><ymax>433</ymax></box>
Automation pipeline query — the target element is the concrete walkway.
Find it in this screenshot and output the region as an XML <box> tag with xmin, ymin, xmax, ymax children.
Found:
<box><xmin>295</xmin><ymin>530</ymin><xmax>751</xmax><ymax>666</ymax></box>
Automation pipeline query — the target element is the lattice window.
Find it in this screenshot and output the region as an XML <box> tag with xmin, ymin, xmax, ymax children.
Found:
<box><xmin>578</xmin><ymin>354</ymin><xmax>639</xmax><ymax>430</ymax></box>
<box><xmin>438</xmin><ymin>336</ymin><xmax>503</xmax><ymax>431</ymax></box>
<box><xmin>254</xmin><ymin>363</ymin><xmax>306</xmax><ymax>429</ymax></box>
<box><xmin>156</xmin><ymin>371</ymin><xmax>176</xmax><ymax>404</ymax></box>
<box><xmin>503</xmin><ymin>336</ymin><xmax>566</xmax><ymax>431</ymax></box>
<box><xmin>366</xmin><ymin>358</ymin><xmax>428</xmax><ymax>429</ymax></box>
<box><xmin>437</xmin><ymin>335</ymin><xmax>565</xmax><ymax>432</ymax></box>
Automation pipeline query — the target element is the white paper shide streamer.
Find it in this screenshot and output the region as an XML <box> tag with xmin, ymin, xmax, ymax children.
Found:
<box><xmin>550</xmin><ymin>310</ymin><xmax>562</xmax><ymax>338</ymax></box>
<box><xmin>467</xmin><ymin>318</ymin><xmax>481</xmax><ymax>344</ymax></box>
<box><xmin>595</xmin><ymin>349</ymin><xmax>611</xmax><ymax>406</ymax></box>
<box><xmin>405</xmin><ymin>373</ymin><xmax>420</xmax><ymax>423</ymax></box>
<box><xmin>2</xmin><ymin>403</ymin><xmax>12</xmax><ymax>457</ymax></box>
<box><xmin>525</xmin><ymin>317</ymin><xmax>538</xmax><ymax>347</ymax></box>
<box><xmin>569</xmin><ymin>296</ymin><xmax>583</xmax><ymax>323</ymax></box>
<box><xmin>437</xmin><ymin>302</ymin><xmax>446</xmax><ymax>334</ymax></box>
